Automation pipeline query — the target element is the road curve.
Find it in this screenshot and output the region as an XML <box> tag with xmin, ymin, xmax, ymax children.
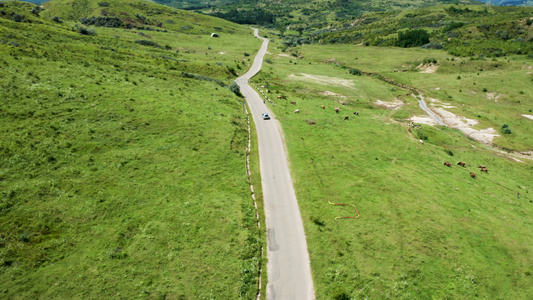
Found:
<box><xmin>236</xmin><ymin>29</ymin><xmax>315</xmax><ymax>299</ymax></box>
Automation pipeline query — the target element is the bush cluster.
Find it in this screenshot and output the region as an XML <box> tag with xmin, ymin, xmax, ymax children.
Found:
<box><xmin>349</xmin><ymin>68</ymin><xmax>362</xmax><ymax>75</ymax></box>
<box><xmin>181</xmin><ymin>72</ymin><xmax>226</xmax><ymax>87</ymax></box>
<box><xmin>80</xmin><ymin>16</ymin><xmax>123</xmax><ymax>28</ymax></box>
<box><xmin>134</xmin><ymin>40</ymin><xmax>161</xmax><ymax>48</ymax></box>
<box><xmin>73</xmin><ymin>24</ymin><xmax>97</xmax><ymax>35</ymax></box>
<box><xmin>397</xmin><ymin>29</ymin><xmax>430</xmax><ymax>48</ymax></box>
<box><xmin>229</xmin><ymin>82</ymin><xmax>242</xmax><ymax>97</ymax></box>
<box><xmin>501</xmin><ymin>124</ymin><xmax>512</xmax><ymax>134</ymax></box>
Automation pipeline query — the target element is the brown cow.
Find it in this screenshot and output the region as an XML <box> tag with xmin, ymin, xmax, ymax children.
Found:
<box><xmin>277</xmin><ymin>95</ymin><xmax>282</xmax><ymax>99</ymax></box>
<box><xmin>344</xmin><ymin>116</ymin><xmax>349</xmax><ymax>120</ymax></box>
<box><xmin>470</xmin><ymin>172</ymin><xmax>476</xmax><ymax>179</ymax></box>
<box><xmin>353</xmin><ymin>112</ymin><xmax>359</xmax><ymax>115</ymax></box>
<box><xmin>444</xmin><ymin>162</ymin><xmax>451</xmax><ymax>167</ymax></box>
<box><xmin>321</xmin><ymin>105</ymin><xmax>325</xmax><ymax>109</ymax></box>
<box><xmin>335</xmin><ymin>107</ymin><xmax>340</xmax><ymax>113</ymax></box>
<box><xmin>481</xmin><ymin>168</ymin><xmax>488</xmax><ymax>173</ymax></box>
<box><xmin>478</xmin><ymin>165</ymin><xmax>486</xmax><ymax>169</ymax></box>
<box><xmin>457</xmin><ymin>162</ymin><xmax>466</xmax><ymax>167</ymax></box>
<box><xmin>290</xmin><ymin>101</ymin><xmax>296</xmax><ymax>105</ymax></box>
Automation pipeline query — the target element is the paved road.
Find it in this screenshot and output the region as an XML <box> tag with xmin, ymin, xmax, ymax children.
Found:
<box><xmin>236</xmin><ymin>29</ymin><xmax>315</xmax><ymax>300</ymax></box>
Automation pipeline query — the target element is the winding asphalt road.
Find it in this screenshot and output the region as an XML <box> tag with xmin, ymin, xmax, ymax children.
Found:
<box><xmin>236</xmin><ymin>29</ymin><xmax>315</xmax><ymax>299</ymax></box>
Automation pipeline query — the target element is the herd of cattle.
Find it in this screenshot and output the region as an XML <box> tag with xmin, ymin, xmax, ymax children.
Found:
<box><xmin>289</xmin><ymin>101</ymin><xmax>359</xmax><ymax>120</ymax></box>
<box><xmin>444</xmin><ymin>161</ymin><xmax>488</xmax><ymax>179</ymax></box>
<box><xmin>265</xmin><ymin>89</ymin><xmax>496</xmax><ymax>181</ymax></box>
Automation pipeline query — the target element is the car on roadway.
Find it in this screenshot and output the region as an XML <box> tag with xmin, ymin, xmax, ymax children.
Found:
<box><xmin>262</xmin><ymin>113</ymin><xmax>270</xmax><ymax>120</ymax></box>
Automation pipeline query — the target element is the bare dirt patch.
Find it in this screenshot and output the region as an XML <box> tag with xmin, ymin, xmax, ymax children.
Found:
<box><xmin>486</xmin><ymin>92</ymin><xmax>504</xmax><ymax>102</ymax></box>
<box><xmin>287</xmin><ymin>73</ymin><xmax>355</xmax><ymax>89</ymax></box>
<box><xmin>415</xmin><ymin>96</ymin><xmax>500</xmax><ymax>144</ymax></box>
<box><xmin>427</xmin><ymin>98</ymin><xmax>456</xmax><ymax>109</ymax></box>
<box><xmin>374</xmin><ymin>99</ymin><xmax>404</xmax><ymax>110</ymax></box>
<box><xmin>278</xmin><ymin>53</ymin><xmax>292</xmax><ymax>58</ymax></box>
<box><xmin>522</xmin><ymin>114</ymin><xmax>533</xmax><ymax>121</ymax></box>
<box><xmin>410</xmin><ymin>116</ymin><xmax>438</xmax><ymax>125</ymax></box>
<box><xmin>318</xmin><ymin>91</ymin><xmax>346</xmax><ymax>98</ymax></box>
<box><xmin>418</xmin><ymin>63</ymin><xmax>439</xmax><ymax>74</ymax></box>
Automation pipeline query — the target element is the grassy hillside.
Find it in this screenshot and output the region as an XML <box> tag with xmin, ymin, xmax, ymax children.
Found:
<box><xmin>156</xmin><ymin>0</ymin><xmax>480</xmax><ymax>30</ymax></box>
<box><xmin>0</xmin><ymin>1</ymin><xmax>265</xmax><ymax>298</ymax></box>
<box><xmin>252</xmin><ymin>42</ymin><xmax>533</xmax><ymax>298</ymax></box>
<box><xmin>309</xmin><ymin>4</ymin><xmax>533</xmax><ymax>58</ymax></box>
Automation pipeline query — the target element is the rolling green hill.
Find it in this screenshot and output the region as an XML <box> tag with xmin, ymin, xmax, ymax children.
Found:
<box><xmin>156</xmin><ymin>0</ymin><xmax>482</xmax><ymax>29</ymax></box>
<box><xmin>3</xmin><ymin>0</ymin><xmax>533</xmax><ymax>299</ymax></box>
<box><xmin>0</xmin><ymin>0</ymin><xmax>265</xmax><ymax>298</ymax></box>
<box><xmin>302</xmin><ymin>4</ymin><xmax>533</xmax><ymax>58</ymax></box>
<box><xmin>252</xmin><ymin>38</ymin><xmax>533</xmax><ymax>299</ymax></box>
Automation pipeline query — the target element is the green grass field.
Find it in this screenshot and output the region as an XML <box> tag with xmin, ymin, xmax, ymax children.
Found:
<box><xmin>0</xmin><ymin>1</ymin><xmax>265</xmax><ymax>298</ymax></box>
<box><xmin>3</xmin><ymin>0</ymin><xmax>533</xmax><ymax>298</ymax></box>
<box><xmin>253</xmin><ymin>42</ymin><xmax>533</xmax><ymax>299</ymax></box>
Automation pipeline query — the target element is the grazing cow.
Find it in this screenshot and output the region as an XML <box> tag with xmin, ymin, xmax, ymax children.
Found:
<box><xmin>478</xmin><ymin>165</ymin><xmax>486</xmax><ymax>169</ymax></box>
<box><xmin>353</xmin><ymin>112</ymin><xmax>359</xmax><ymax>115</ymax></box>
<box><xmin>444</xmin><ymin>162</ymin><xmax>451</xmax><ymax>167</ymax></box>
<box><xmin>457</xmin><ymin>162</ymin><xmax>466</xmax><ymax>167</ymax></box>
<box><xmin>344</xmin><ymin>116</ymin><xmax>349</xmax><ymax>120</ymax></box>
<box><xmin>321</xmin><ymin>105</ymin><xmax>325</xmax><ymax>109</ymax></box>
<box><xmin>277</xmin><ymin>95</ymin><xmax>282</xmax><ymax>99</ymax></box>
<box><xmin>419</xmin><ymin>139</ymin><xmax>424</xmax><ymax>145</ymax></box>
<box><xmin>481</xmin><ymin>168</ymin><xmax>488</xmax><ymax>173</ymax></box>
<box><xmin>290</xmin><ymin>101</ymin><xmax>296</xmax><ymax>105</ymax></box>
<box><xmin>408</xmin><ymin>127</ymin><xmax>411</xmax><ymax>133</ymax></box>
<box><xmin>470</xmin><ymin>172</ymin><xmax>476</xmax><ymax>179</ymax></box>
<box><xmin>335</xmin><ymin>107</ymin><xmax>340</xmax><ymax>113</ymax></box>
<box><xmin>294</xmin><ymin>109</ymin><xmax>300</xmax><ymax>113</ymax></box>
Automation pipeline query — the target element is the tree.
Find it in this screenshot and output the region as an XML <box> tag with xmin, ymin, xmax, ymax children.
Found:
<box><xmin>397</xmin><ymin>29</ymin><xmax>430</xmax><ymax>48</ymax></box>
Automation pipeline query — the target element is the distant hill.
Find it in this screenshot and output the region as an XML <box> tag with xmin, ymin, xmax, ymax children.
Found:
<box><xmin>478</xmin><ymin>0</ymin><xmax>529</xmax><ymax>5</ymax></box>
<box><xmin>301</xmin><ymin>4</ymin><xmax>533</xmax><ymax>58</ymax></box>
<box><xmin>39</xmin><ymin>0</ymin><xmax>246</xmax><ymax>34</ymax></box>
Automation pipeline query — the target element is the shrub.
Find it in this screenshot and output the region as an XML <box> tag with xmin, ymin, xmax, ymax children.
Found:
<box><xmin>244</xmin><ymin>52</ymin><xmax>250</xmax><ymax>57</ymax></box>
<box><xmin>349</xmin><ymin>68</ymin><xmax>362</xmax><ymax>75</ymax></box>
<box><xmin>98</xmin><ymin>2</ymin><xmax>110</xmax><ymax>7</ymax></box>
<box><xmin>423</xmin><ymin>58</ymin><xmax>437</xmax><ymax>64</ymax></box>
<box><xmin>501</xmin><ymin>124</ymin><xmax>512</xmax><ymax>134</ymax></box>
<box><xmin>74</xmin><ymin>25</ymin><xmax>97</xmax><ymax>35</ymax></box>
<box><xmin>80</xmin><ymin>16</ymin><xmax>123</xmax><ymax>28</ymax></box>
<box><xmin>12</xmin><ymin>14</ymin><xmax>23</xmax><ymax>22</ymax></box>
<box><xmin>397</xmin><ymin>29</ymin><xmax>430</xmax><ymax>48</ymax></box>
<box><xmin>181</xmin><ymin>72</ymin><xmax>225</xmax><ymax>87</ymax></box>
<box><xmin>230</xmin><ymin>82</ymin><xmax>242</xmax><ymax>97</ymax></box>
<box><xmin>135</xmin><ymin>40</ymin><xmax>161</xmax><ymax>48</ymax></box>
<box><xmin>227</xmin><ymin>66</ymin><xmax>238</xmax><ymax>76</ymax></box>
<box><xmin>442</xmin><ymin>22</ymin><xmax>464</xmax><ymax>33</ymax></box>
<box><xmin>31</xmin><ymin>6</ymin><xmax>42</xmax><ymax>16</ymax></box>
<box><xmin>51</xmin><ymin>16</ymin><xmax>61</xmax><ymax>23</ymax></box>
<box><xmin>18</xmin><ymin>232</ymin><xmax>30</xmax><ymax>243</ymax></box>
